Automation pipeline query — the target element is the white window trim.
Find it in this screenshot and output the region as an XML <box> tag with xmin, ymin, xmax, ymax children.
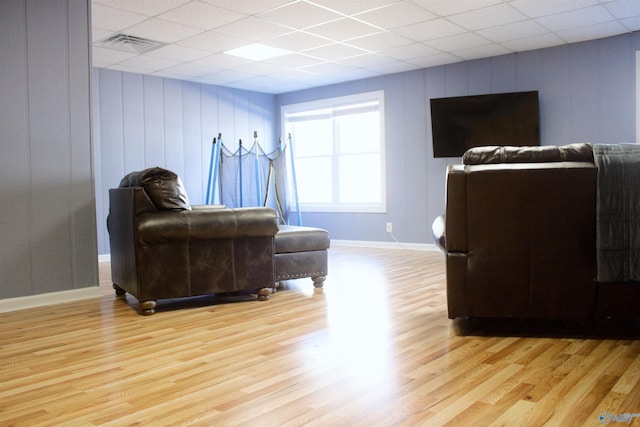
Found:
<box><xmin>281</xmin><ymin>90</ymin><xmax>387</xmax><ymax>213</ymax></box>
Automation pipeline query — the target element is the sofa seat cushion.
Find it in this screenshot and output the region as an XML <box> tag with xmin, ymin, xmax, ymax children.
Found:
<box><xmin>275</xmin><ymin>225</ymin><xmax>330</xmax><ymax>254</ymax></box>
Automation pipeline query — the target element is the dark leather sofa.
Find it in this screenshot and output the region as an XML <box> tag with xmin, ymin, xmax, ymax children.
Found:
<box><xmin>433</xmin><ymin>143</ymin><xmax>640</xmax><ymax>324</ymax></box>
<box><xmin>107</xmin><ymin>167</ymin><xmax>279</xmax><ymax>315</ymax></box>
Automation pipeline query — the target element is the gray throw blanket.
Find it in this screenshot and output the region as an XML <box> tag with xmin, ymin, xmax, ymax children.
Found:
<box><xmin>593</xmin><ymin>143</ymin><xmax>640</xmax><ymax>282</ymax></box>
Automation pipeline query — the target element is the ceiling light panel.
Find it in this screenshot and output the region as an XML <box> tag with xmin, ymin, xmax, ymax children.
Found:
<box><xmin>225</xmin><ymin>43</ymin><xmax>293</xmax><ymax>61</ymax></box>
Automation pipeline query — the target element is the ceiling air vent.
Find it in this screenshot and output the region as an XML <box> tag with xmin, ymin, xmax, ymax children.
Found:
<box><xmin>95</xmin><ymin>34</ymin><xmax>165</xmax><ymax>54</ymax></box>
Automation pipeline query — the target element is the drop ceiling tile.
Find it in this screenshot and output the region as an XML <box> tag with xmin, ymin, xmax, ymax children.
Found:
<box><xmin>93</xmin><ymin>0</ymin><xmax>191</xmax><ymax>16</ymax></box>
<box><xmin>92</xmin><ymin>46</ymin><xmax>138</xmax><ymax>63</ymax></box>
<box><xmin>124</xmin><ymin>18</ymin><xmax>205</xmax><ymax>43</ymax></box>
<box><xmin>157</xmin><ymin>1</ymin><xmax>247</xmax><ymax>30</ymax></box>
<box><xmin>163</xmin><ymin>62</ymin><xmax>221</xmax><ymax>76</ymax></box>
<box><xmin>303</xmin><ymin>43</ymin><xmax>368</xmax><ymax>61</ymax></box>
<box><xmin>447</xmin><ymin>3</ymin><xmax>528</xmax><ymax>31</ymax></box>
<box><xmin>313</xmin><ymin>0</ymin><xmax>400</xmax><ymax>16</ymax></box>
<box><xmin>263</xmin><ymin>53</ymin><xmax>324</xmax><ymax>68</ymax></box>
<box><xmin>214</xmin><ymin>16</ymin><xmax>294</xmax><ymax>42</ymax></box>
<box><xmin>145</xmin><ymin>44</ymin><xmax>212</xmax><ymax>61</ymax></box>
<box><xmin>117</xmin><ymin>54</ymin><xmax>182</xmax><ymax>71</ymax></box>
<box><xmin>557</xmin><ymin>20</ymin><xmax>628</xmax><ymax>43</ymax></box>
<box><xmin>621</xmin><ymin>15</ymin><xmax>640</xmax><ymax>31</ymax></box>
<box><xmin>204</xmin><ymin>68</ymin><xmax>257</xmax><ymax>83</ymax></box>
<box><xmin>300</xmin><ymin>61</ymin><xmax>354</xmax><ymax>75</ymax></box>
<box><xmin>453</xmin><ymin>43</ymin><xmax>513</xmax><ymax>60</ymax></box>
<box><xmin>379</xmin><ymin>42</ymin><xmax>441</xmax><ymax>60</ymax></box>
<box><xmin>356</xmin><ymin>2</ymin><xmax>437</xmax><ymax>28</ymax></box>
<box><xmin>476</xmin><ymin>19</ymin><xmax>550</xmax><ymax>43</ymax></box>
<box><xmin>264</xmin><ymin>31</ymin><xmax>333</xmax><ymax>51</ymax></box>
<box><xmin>177</xmin><ymin>30</ymin><xmax>247</xmax><ymax>52</ymax></box>
<box><xmin>233</xmin><ymin>61</ymin><xmax>285</xmax><ymax>76</ymax></box>
<box><xmin>305</xmin><ymin>17</ymin><xmax>382</xmax><ymax>41</ymax></box>
<box><xmin>91</xmin><ymin>3</ymin><xmax>148</xmax><ymax>32</ymax></box>
<box><xmin>266</xmin><ymin>68</ymin><xmax>320</xmax><ymax>83</ymax></box>
<box><xmin>535</xmin><ymin>5</ymin><xmax>616</xmax><ymax>32</ymax></box>
<box><xmin>604</xmin><ymin>0</ymin><xmax>640</xmax><ymax>19</ymax></box>
<box><xmin>337</xmin><ymin>52</ymin><xmax>395</xmax><ymax>67</ymax></box>
<box><xmin>410</xmin><ymin>0</ymin><xmax>503</xmax><ymax>17</ymax></box>
<box><xmin>193</xmin><ymin>52</ymin><xmax>252</xmax><ymax>68</ymax></box>
<box><xmin>258</xmin><ymin>1</ymin><xmax>344</xmax><ymax>30</ymax></box>
<box><xmin>346</xmin><ymin>31</ymin><xmax>414</xmax><ymax>51</ymax></box>
<box><xmin>510</xmin><ymin>0</ymin><xmax>599</xmax><ymax>18</ymax></box>
<box><xmin>393</xmin><ymin>18</ymin><xmax>466</xmax><ymax>41</ymax></box>
<box><xmin>500</xmin><ymin>32</ymin><xmax>566</xmax><ymax>52</ymax></box>
<box><xmin>92</xmin><ymin>27</ymin><xmax>112</xmax><ymax>42</ymax></box>
<box><xmin>426</xmin><ymin>32</ymin><xmax>491</xmax><ymax>52</ymax></box>
<box><xmin>405</xmin><ymin>52</ymin><xmax>462</xmax><ymax>68</ymax></box>
<box><xmin>367</xmin><ymin>60</ymin><xmax>422</xmax><ymax>74</ymax></box>
<box><xmin>200</xmin><ymin>0</ymin><xmax>293</xmax><ymax>16</ymax></box>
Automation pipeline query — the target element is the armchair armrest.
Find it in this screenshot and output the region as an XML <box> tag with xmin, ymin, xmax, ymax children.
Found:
<box><xmin>136</xmin><ymin>207</ymin><xmax>279</xmax><ymax>245</ymax></box>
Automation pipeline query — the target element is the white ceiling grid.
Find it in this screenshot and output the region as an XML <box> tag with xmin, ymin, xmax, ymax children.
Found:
<box><xmin>92</xmin><ymin>0</ymin><xmax>640</xmax><ymax>94</ymax></box>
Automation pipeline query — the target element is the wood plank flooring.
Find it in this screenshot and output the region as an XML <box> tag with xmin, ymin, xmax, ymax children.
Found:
<box><xmin>1</xmin><ymin>246</ymin><xmax>639</xmax><ymax>426</ymax></box>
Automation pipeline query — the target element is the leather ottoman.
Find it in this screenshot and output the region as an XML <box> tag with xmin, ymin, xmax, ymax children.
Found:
<box><xmin>275</xmin><ymin>225</ymin><xmax>330</xmax><ymax>287</ymax></box>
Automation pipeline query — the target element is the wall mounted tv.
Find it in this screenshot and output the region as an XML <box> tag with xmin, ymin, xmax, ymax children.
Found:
<box><xmin>430</xmin><ymin>90</ymin><xmax>540</xmax><ymax>158</ymax></box>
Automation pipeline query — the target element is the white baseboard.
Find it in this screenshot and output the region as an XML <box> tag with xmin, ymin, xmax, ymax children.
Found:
<box><xmin>0</xmin><ymin>286</ymin><xmax>103</xmax><ymax>314</ymax></box>
<box><xmin>98</xmin><ymin>253</ymin><xmax>111</xmax><ymax>263</ymax></box>
<box><xmin>331</xmin><ymin>239</ymin><xmax>440</xmax><ymax>252</ymax></box>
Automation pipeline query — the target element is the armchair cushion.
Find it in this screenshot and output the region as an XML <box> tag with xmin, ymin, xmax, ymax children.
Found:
<box><xmin>119</xmin><ymin>167</ymin><xmax>191</xmax><ymax>211</ymax></box>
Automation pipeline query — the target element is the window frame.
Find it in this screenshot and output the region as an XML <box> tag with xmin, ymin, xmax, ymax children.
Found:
<box><xmin>281</xmin><ymin>90</ymin><xmax>387</xmax><ymax>213</ymax></box>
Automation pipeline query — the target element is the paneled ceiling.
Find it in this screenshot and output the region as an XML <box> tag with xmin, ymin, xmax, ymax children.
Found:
<box><xmin>92</xmin><ymin>0</ymin><xmax>640</xmax><ymax>94</ymax></box>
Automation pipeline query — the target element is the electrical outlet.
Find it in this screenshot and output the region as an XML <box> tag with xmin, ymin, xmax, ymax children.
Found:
<box><xmin>386</xmin><ymin>222</ymin><xmax>393</xmax><ymax>233</ymax></box>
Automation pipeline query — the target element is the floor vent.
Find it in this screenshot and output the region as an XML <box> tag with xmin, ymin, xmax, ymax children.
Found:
<box><xmin>95</xmin><ymin>33</ymin><xmax>165</xmax><ymax>54</ymax></box>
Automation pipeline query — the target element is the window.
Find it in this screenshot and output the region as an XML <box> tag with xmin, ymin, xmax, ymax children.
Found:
<box><xmin>282</xmin><ymin>91</ymin><xmax>386</xmax><ymax>213</ymax></box>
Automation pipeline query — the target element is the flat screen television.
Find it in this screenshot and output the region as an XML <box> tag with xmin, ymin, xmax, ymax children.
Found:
<box><xmin>430</xmin><ymin>90</ymin><xmax>540</xmax><ymax>158</ymax></box>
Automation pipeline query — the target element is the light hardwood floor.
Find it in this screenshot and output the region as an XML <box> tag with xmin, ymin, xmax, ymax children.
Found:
<box><xmin>1</xmin><ymin>246</ymin><xmax>639</xmax><ymax>426</ymax></box>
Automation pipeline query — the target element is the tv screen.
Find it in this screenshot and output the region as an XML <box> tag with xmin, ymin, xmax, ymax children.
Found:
<box><xmin>430</xmin><ymin>90</ymin><xmax>540</xmax><ymax>158</ymax></box>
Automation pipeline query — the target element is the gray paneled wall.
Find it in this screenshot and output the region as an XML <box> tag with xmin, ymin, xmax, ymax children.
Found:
<box><xmin>276</xmin><ymin>32</ymin><xmax>639</xmax><ymax>244</ymax></box>
<box><xmin>0</xmin><ymin>0</ymin><xmax>97</xmax><ymax>298</ymax></box>
<box><xmin>93</xmin><ymin>69</ymin><xmax>277</xmax><ymax>255</ymax></box>
<box><xmin>94</xmin><ymin>32</ymin><xmax>640</xmax><ymax>253</ymax></box>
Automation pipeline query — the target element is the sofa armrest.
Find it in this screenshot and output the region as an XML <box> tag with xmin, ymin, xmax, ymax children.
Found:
<box><xmin>136</xmin><ymin>207</ymin><xmax>279</xmax><ymax>244</ymax></box>
<box><xmin>445</xmin><ymin>164</ymin><xmax>467</xmax><ymax>253</ymax></box>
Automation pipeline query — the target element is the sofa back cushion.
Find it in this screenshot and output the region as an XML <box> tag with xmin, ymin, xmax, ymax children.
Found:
<box><xmin>119</xmin><ymin>167</ymin><xmax>191</xmax><ymax>210</ymax></box>
<box><xmin>462</xmin><ymin>143</ymin><xmax>593</xmax><ymax>165</ymax></box>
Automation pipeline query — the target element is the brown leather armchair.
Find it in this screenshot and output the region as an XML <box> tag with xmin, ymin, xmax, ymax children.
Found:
<box><xmin>107</xmin><ymin>167</ymin><xmax>279</xmax><ymax>315</ymax></box>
